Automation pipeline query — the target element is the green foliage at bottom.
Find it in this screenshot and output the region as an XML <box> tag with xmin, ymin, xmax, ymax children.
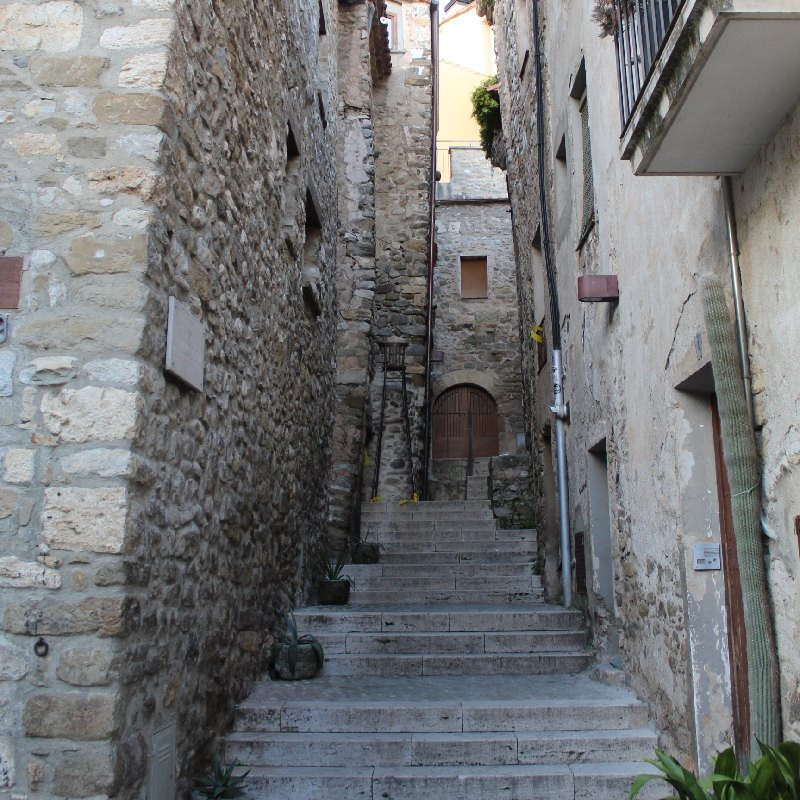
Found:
<box><xmin>631</xmin><ymin>741</ymin><xmax>800</xmax><ymax>800</ymax></box>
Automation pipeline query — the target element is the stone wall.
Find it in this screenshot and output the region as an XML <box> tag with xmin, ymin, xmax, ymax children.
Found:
<box><xmin>366</xmin><ymin>0</ymin><xmax>432</xmax><ymax>500</ymax></box>
<box><xmin>493</xmin><ymin>0</ymin><xmax>800</xmax><ymax>768</ymax></box>
<box><xmin>0</xmin><ymin>0</ymin><xmax>346</xmax><ymax>795</ymax></box>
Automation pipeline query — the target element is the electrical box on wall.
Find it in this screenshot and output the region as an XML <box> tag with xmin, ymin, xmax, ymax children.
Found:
<box><xmin>693</xmin><ymin>542</ymin><xmax>722</xmax><ymax>571</ymax></box>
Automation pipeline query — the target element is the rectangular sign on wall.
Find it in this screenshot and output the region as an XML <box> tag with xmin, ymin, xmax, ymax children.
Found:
<box><xmin>165</xmin><ymin>296</ymin><xmax>205</xmax><ymax>391</ymax></box>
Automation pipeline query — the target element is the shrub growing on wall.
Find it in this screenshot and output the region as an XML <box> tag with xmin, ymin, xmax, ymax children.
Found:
<box><xmin>471</xmin><ymin>75</ymin><xmax>502</xmax><ymax>164</ymax></box>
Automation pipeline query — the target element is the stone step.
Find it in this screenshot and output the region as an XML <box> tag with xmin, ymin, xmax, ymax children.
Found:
<box><xmin>363</xmin><ymin>500</ymin><xmax>491</xmax><ymax>513</ymax></box>
<box><xmin>226</xmin><ymin>727</ymin><xmax>656</xmax><ymax>768</ymax></box>
<box><xmin>315</xmin><ymin>629</ymin><xmax>586</xmax><ymax>654</ymax></box>
<box><xmin>234</xmin><ymin>675</ymin><xmax>649</xmax><ymax>734</ymax></box>
<box><xmin>347</xmin><ymin>588</ymin><xmax>544</xmax><ymax>605</ymax></box>
<box><xmin>343</xmin><ymin>562</ymin><xmax>537</xmax><ymax>579</ymax></box>
<box><xmin>294</xmin><ymin>605</ymin><xmax>584</xmax><ymax>634</ymax></box>
<box><xmin>243</xmin><ymin>762</ymin><xmax>662</xmax><ymax>799</ymax></box>
<box><xmin>370</xmin><ymin>528</ymin><xmax>536</xmax><ymax>543</ymax></box>
<box><xmin>320</xmin><ymin>651</ymin><xmax>593</xmax><ymax>677</ymax></box>
<box><xmin>380</xmin><ymin>550</ymin><xmax>535</xmax><ymax>565</ymax></box>
<box><xmin>361</xmin><ymin>509</ymin><xmax>495</xmax><ymax>522</ymax></box>
<box><xmin>378</xmin><ymin>539</ymin><xmax>535</xmax><ymax>554</ymax></box>
<box><xmin>364</xmin><ymin>520</ymin><xmax>499</xmax><ymax>532</ymax></box>
<box><xmin>342</xmin><ymin>575</ymin><xmax>542</xmax><ymax>592</ymax></box>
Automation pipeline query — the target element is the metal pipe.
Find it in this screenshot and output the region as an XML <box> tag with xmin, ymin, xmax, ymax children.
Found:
<box><xmin>722</xmin><ymin>175</ymin><xmax>755</xmax><ymax>430</ymax></box>
<box><xmin>422</xmin><ymin>0</ymin><xmax>439</xmax><ymax>500</ymax></box>
<box><xmin>532</xmin><ymin>0</ymin><xmax>572</xmax><ymax>606</ymax></box>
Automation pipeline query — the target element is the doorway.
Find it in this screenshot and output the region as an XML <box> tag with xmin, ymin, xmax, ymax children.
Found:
<box><xmin>432</xmin><ymin>385</ymin><xmax>499</xmax><ymax>461</ymax></box>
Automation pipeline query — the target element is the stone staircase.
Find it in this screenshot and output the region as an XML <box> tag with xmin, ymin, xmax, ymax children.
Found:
<box><xmin>225</xmin><ymin>500</ymin><xmax>659</xmax><ymax>798</ymax></box>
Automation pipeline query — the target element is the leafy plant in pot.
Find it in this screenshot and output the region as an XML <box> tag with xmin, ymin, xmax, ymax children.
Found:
<box><xmin>271</xmin><ymin>611</ymin><xmax>325</xmax><ymax>680</ymax></box>
<box><xmin>318</xmin><ymin>549</ymin><xmax>352</xmax><ymax>605</ymax></box>
<box><xmin>351</xmin><ymin>525</ymin><xmax>382</xmax><ymax>564</ymax></box>
<box><xmin>191</xmin><ymin>756</ymin><xmax>251</xmax><ymax>800</ymax></box>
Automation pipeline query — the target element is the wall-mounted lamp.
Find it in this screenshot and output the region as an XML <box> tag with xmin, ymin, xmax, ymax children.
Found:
<box><xmin>577</xmin><ymin>274</ymin><xmax>619</xmax><ymax>303</ymax></box>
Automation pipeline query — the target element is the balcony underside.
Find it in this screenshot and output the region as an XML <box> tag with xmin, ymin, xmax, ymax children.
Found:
<box><xmin>624</xmin><ymin>11</ymin><xmax>800</xmax><ymax>176</ymax></box>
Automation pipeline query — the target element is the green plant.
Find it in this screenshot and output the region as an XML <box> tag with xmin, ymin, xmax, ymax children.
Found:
<box><xmin>630</xmin><ymin>741</ymin><xmax>800</xmax><ymax>800</ymax></box>
<box><xmin>271</xmin><ymin>611</ymin><xmax>325</xmax><ymax>678</ymax></box>
<box><xmin>471</xmin><ymin>76</ymin><xmax>502</xmax><ymax>161</ymax></box>
<box><xmin>321</xmin><ymin>549</ymin><xmax>352</xmax><ymax>584</ymax></box>
<box><xmin>192</xmin><ymin>756</ymin><xmax>250</xmax><ymax>799</ymax></box>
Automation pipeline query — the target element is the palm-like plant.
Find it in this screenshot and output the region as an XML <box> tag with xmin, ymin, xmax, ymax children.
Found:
<box><xmin>192</xmin><ymin>756</ymin><xmax>250</xmax><ymax>799</ymax></box>
<box><xmin>271</xmin><ymin>611</ymin><xmax>324</xmax><ymax>678</ymax></box>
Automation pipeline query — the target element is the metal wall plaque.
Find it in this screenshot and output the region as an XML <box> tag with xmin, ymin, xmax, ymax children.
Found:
<box><xmin>165</xmin><ymin>296</ymin><xmax>205</xmax><ymax>391</ymax></box>
<box><xmin>693</xmin><ymin>542</ymin><xmax>722</xmax><ymax>571</ymax></box>
<box><xmin>149</xmin><ymin>722</ymin><xmax>176</xmax><ymax>800</ymax></box>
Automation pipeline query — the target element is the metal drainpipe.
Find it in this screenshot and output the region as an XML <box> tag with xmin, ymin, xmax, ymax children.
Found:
<box><xmin>721</xmin><ymin>175</ymin><xmax>755</xmax><ymax>430</ymax></box>
<box><xmin>532</xmin><ymin>0</ymin><xmax>572</xmax><ymax>607</ymax></box>
<box><xmin>422</xmin><ymin>0</ymin><xmax>439</xmax><ymax>500</ymax></box>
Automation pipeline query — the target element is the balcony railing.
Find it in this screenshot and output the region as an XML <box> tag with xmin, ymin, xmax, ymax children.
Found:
<box><xmin>614</xmin><ymin>0</ymin><xmax>686</xmax><ymax>130</ymax></box>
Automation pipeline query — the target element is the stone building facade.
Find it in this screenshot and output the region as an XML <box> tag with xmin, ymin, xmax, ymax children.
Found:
<box><xmin>490</xmin><ymin>0</ymin><xmax>800</xmax><ymax>771</ymax></box>
<box><xmin>0</xmin><ymin>0</ymin><xmax>423</xmax><ymax>796</ymax></box>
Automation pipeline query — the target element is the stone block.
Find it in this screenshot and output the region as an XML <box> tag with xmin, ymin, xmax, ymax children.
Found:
<box><xmin>3</xmin><ymin>596</ymin><xmax>134</xmax><ymax>636</ymax></box>
<box><xmin>0</xmin><ymin>557</ymin><xmax>60</xmax><ymax>589</ymax></box>
<box><xmin>23</xmin><ymin>691</ymin><xmax>118</xmax><ymax>739</ymax></box>
<box><xmin>93</xmin><ymin>92</ymin><xmax>169</xmax><ymax>126</ymax></box>
<box><xmin>0</xmin><ymin>636</ymin><xmax>28</xmax><ymax>680</ymax></box>
<box><xmin>42</xmin><ymin>487</ymin><xmax>128</xmax><ymax>553</ymax></box>
<box><xmin>114</xmin><ymin>131</ymin><xmax>163</xmax><ymax>161</ymax></box>
<box><xmin>41</xmin><ymin>386</ymin><xmax>139</xmax><ymax>443</ymax></box>
<box><xmin>3</xmin><ymin>448</ymin><xmax>34</xmax><ymax>483</ymax></box>
<box><xmin>54</xmin><ymin>744</ymin><xmax>118</xmax><ymax>796</ymax></box>
<box><xmin>59</xmin><ymin>448</ymin><xmax>132</xmax><ymax>479</ymax></box>
<box><xmin>15</xmin><ymin>310</ymin><xmax>146</xmax><ymax>352</ymax></box>
<box><xmin>33</xmin><ymin>211</ymin><xmax>102</xmax><ymax>237</ymax></box>
<box><xmin>6</xmin><ymin>132</ymin><xmax>61</xmax><ymax>155</ymax></box>
<box><xmin>0</xmin><ymin>488</ymin><xmax>18</xmax><ymax>519</ymax></box>
<box><xmin>67</xmin><ymin>136</ymin><xmax>107</xmax><ymax>158</ymax></box>
<box><xmin>88</xmin><ymin>167</ymin><xmax>162</xmax><ymax>200</ymax></box>
<box><xmin>57</xmin><ymin>646</ymin><xmax>113</xmax><ymax>686</ymax></box>
<box><xmin>0</xmin><ymin>222</ymin><xmax>12</xmax><ymax>249</ymax></box>
<box><xmin>0</xmin><ymin>352</ymin><xmax>14</xmax><ymax>397</ymax></box>
<box><xmin>81</xmin><ymin>358</ymin><xmax>141</xmax><ymax>387</ymax></box>
<box><xmin>99</xmin><ymin>18</ymin><xmax>174</xmax><ymax>49</ymax></box>
<box><xmin>0</xmin><ymin>2</ymin><xmax>83</xmax><ymax>52</ymax></box>
<box><xmin>119</xmin><ymin>52</ymin><xmax>167</xmax><ymax>88</ymax></box>
<box><xmin>31</xmin><ymin>55</ymin><xmax>106</xmax><ymax>86</ymax></box>
<box><xmin>64</xmin><ymin>234</ymin><xmax>148</xmax><ymax>275</ymax></box>
<box><xmin>19</xmin><ymin>356</ymin><xmax>77</xmax><ymax>386</ymax></box>
<box><xmin>72</xmin><ymin>274</ymin><xmax>149</xmax><ymax>310</ymax></box>
<box><xmin>0</xmin><ymin>737</ymin><xmax>12</xmax><ymax>789</ymax></box>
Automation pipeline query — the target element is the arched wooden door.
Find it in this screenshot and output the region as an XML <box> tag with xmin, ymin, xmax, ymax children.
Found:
<box><xmin>432</xmin><ymin>385</ymin><xmax>499</xmax><ymax>460</ymax></box>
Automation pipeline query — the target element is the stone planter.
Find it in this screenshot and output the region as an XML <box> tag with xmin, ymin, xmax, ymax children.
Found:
<box><xmin>318</xmin><ymin>579</ymin><xmax>350</xmax><ymax>605</ymax></box>
<box><xmin>273</xmin><ymin>642</ymin><xmax>323</xmax><ymax>680</ymax></box>
<box><xmin>351</xmin><ymin>542</ymin><xmax>380</xmax><ymax>564</ymax></box>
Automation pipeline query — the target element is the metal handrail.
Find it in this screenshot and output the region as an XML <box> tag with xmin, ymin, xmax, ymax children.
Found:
<box><xmin>614</xmin><ymin>0</ymin><xmax>686</xmax><ymax>130</ymax></box>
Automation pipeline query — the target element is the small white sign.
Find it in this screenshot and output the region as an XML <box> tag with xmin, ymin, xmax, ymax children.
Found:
<box><xmin>693</xmin><ymin>542</ymin><xmax>722</xmax><ymax>571</ymax></box>
<box><xmin>165</xmin><ymin>296</ymin><xmax>205</xmax><ymax>391</ymax></box>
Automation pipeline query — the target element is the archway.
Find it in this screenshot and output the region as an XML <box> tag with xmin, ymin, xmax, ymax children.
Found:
<box><xmin>432</xmin><ymin>385</ymin><xmax>499</xmax><ymax>460</ymax></box>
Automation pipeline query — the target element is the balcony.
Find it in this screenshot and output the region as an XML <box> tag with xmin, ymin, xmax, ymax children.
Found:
<box><xmin>614</xmin><ymin>0</ymin><xmax>800</xmax><ymax>175</ymax></box>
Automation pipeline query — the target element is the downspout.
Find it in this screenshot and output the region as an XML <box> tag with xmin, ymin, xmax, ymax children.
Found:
<box><xmin>532</xmin><ymin>0</ymin><xmax>572</xmax><ymax>606</ymax></box>
<box><xmin>422</xmin><ymin>0</ymin><xmax>439</xmax><ymax>500</ymax></box>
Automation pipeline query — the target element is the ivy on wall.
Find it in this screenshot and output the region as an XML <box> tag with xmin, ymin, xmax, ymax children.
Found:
<box><xmin>471</xmin><ymin>75</ymin><xmax>502</xmax><ymax>162</ymax></box>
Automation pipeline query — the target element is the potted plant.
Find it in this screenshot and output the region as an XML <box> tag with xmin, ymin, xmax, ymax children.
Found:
<box><xmin>317</xmin><ymin>550</ymin><xmax>352</xmax><ymax>605</ymax></box>
<box><xmin>191</xmin><ymin>756</ymin><xmax>251</xmax><ymax>799</ymax></box>
<box><xmin>351</xmin><ymin>526</ymin><xmax>382</xmax><ymax>564</ymax></box>
<box><xmin>271</xmin><ymin>611</ymin><xmax>325</xmax><ymax>680</ymax></box>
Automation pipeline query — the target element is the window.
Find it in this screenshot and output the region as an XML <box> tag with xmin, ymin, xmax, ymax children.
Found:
<box><xmin>515</xmin><ymin>0</ymin><xmax>531</xmax><ymax>76</ymax></box>
<box><xmin>570</xmin><ymin>59</ymin><xmax>595</xmax><ymax>246</ymax></box>
<box><xmin>385</xmin><ymin>1</ymin><xmax>403</xmax><ymax>51</ymax></box>
<box><xmin>460</xmin><ymin>256</ymin><xmax>488</xmax><ymax>299</ymax></box>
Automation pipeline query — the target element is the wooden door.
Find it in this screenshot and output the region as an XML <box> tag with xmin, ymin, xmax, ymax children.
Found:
<box><xmin>711</xmin><ymin>394</ymin><xmax>751</xmax><ymax>759</ymax></box>
<box><xmin>432</xmin><ymin>386</ymin><xmax>499</xmax><ymax>460</ymax></box>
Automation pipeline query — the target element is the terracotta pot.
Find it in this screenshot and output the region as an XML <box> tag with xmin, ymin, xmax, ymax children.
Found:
<box><xmin>351</xmin><ymin>542</ymin><xmax>380</xmax><ymax>564</ymax></box>
<box><xmin>273</xmin><ymin>642</ymin><xmax>323</xmax><ymax>680</ymax></box>
<box><xmin>318</xmin><ymin>579</ymin><xmax>350</xmax><ymax>605</ymax></box>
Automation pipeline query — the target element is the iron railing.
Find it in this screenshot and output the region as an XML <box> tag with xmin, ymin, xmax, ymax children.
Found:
<box><xmin>614</xmin><ymin>0</ymin><xmax>686</xmax><ymax>130</ymax></box>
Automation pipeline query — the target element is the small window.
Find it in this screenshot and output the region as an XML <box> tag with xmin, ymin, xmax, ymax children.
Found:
<box><xmin>578</xmin><ymin>96</ymin><xmax>595</xmax><ymax>244</ymax></box>
<box><xmin>461</xmin><ymin>256</ymin><xmax>488</xmax><ymax>299</ymax></box>
<box><xmin>318</xmin><ymin>0</ymin><xmax>327</xmax><ymax>35</ymax></box>
<box><xmin>515</xmin><ymin>0</ymin><xmax>531</xmax><ymax>76</ymax></box>
<box><xmin>386</xmin><ymin>13</ymin><xmax>398</xmax><ymax>50</ymax></box>
<box><xmin>385</xmin><ymin>1</ymin><xmax>404</xmax><ymax>51</ymax></box>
